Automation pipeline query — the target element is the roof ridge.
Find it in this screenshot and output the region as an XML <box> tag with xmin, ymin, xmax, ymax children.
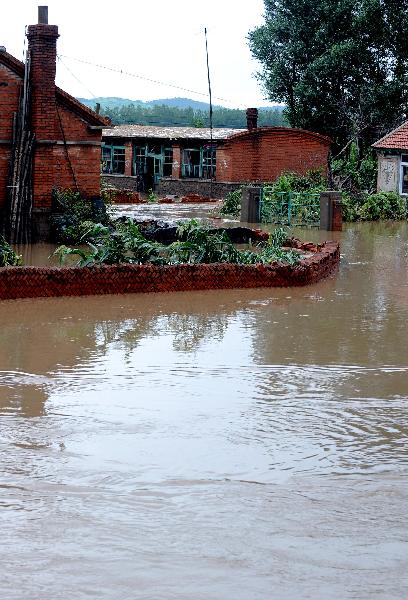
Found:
<box><xmin>1</xmin><ymin>48</ymin><xmax>108</xmax><ymax>126</ymax></box>
<box><xmin>372</xmin><ymin>120</ymin><xmax>408</xmax><ymax>148</ymax></box>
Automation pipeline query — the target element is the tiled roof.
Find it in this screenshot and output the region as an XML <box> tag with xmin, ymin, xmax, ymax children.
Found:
<box><xmin>0</xmin><ymin>49</ymin><xmax>110</xmax><ymax>127</ymax></box>
<box><xmin>372</xmin><ymin>121</ymin><xmax>408</xmax><ymax>150</ymax></box>
<box><xmin>103</xmin><ymin>125</ymin><xmax>246</xmax><ymax>140</ymax></box>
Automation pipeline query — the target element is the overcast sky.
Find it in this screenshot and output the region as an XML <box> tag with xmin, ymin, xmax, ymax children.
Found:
<box><xmin>3</xmin><ymin>0</ymin><xmax>275</xmax><ymax>109</ymax></box>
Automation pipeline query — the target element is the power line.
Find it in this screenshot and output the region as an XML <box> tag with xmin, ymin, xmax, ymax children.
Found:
<box><xmin>58</xmin><ymin>54</ymin><xmax>246</xmax><ymax>108</ymax></box>
<box><xmin>57</xmin><ymin>55</ymin><xmax>97</xmax><ymax>99</ymax></box>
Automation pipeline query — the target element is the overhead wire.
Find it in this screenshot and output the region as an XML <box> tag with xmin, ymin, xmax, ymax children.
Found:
<box><xmin>58</xmin><ymin>53</ymin><xmax>247</xmax><ymax>109</ymax></box>
<box><xmin>57</xmin><ymin>55</ymin><xmax>97</xmax><ymax>99</ymax></box>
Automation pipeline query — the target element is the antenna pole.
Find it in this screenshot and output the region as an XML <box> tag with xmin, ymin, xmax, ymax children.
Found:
<box><xmin>204</xmin><ymin>27</ymin><xmax>214</xmax><ymax>197</ymax></box>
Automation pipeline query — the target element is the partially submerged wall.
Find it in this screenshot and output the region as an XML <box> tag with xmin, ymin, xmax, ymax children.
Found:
<box><xmin>102</xmin><ymin>175</ymin><xmax>242</xmax><ymax>199</ymax></box>
<box><xmin>0</xmin><ymin>241</ymin><xmax>339</xmax><ymax>301</ymax></box>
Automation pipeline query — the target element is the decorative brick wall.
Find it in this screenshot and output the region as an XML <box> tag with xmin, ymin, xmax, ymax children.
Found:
<box><xmin>0</xmin><ymin>240</ymin><xmax>339</xmax><ymax>301</ymax></box>
<box><xmin>217</xmin><ymin>128</ymin><xmax>331</xmax><ymax>182</ymax></box>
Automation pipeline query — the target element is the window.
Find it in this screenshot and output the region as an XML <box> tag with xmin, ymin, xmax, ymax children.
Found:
<box><xmin>400</xmin><ymin>159</ymin><xmax>408</xmax><ymax>195</ymax></box>
<box><xmin>133</xmin><ymin>145</ymin><xmax>147</xmax><ymax>176</ymax></box>
<box><xmin>101</xmin><ymin>145</ymin><xmax>125</xmax><ymax>174</ymax></box>
<box><xmin>163</xmin><ymin>148</ymin><xmax>173</xmax><ymax>177</ymax></box>
<box><xmin>182</xmin><ymin>145</ymin><xmax>216</xmax><ymax>179</ymax></box>
<box><xmin>101</xmin><ymin>146</ymin><xmax>112</xmax><ymax>173</ymax></box>
<box><xmin>182</xmin><ymin>149</ymin><xmax>201</xmax><ymax>178</ymax></box>
<box><xmin>202</xmin><ymin>144</ymin><xmax>216</xmax><ymax>179</ymax></box>
<box><xmin>112</xmin><ymin>147</ymin><xmax>125</xmax><ymax>174</ymax></box>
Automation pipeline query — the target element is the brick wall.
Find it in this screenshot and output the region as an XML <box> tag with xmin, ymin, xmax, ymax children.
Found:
<box><xmin>101</xmin><ymin>174</ymin><xmax>242</xmax><ymax>199</ymax></box>
<box><xmin>27</xmin><ymin>24</ymin><xmax>102</xmax><ymax>209</ymax></box>
<box><xmin>158</xmin><ymin>178</ymin><xmax>242</xmax><ymax>198</ymax></box>
<box><xmin>0</xmin><ymin>62</ymin><xmax>22</xmax><ymax>210</ymax></box>
<box><xmin>0</xmin><ymin>240</ymin><xmax>340</xmax><ymax>300</ymax></box>
<box><xmin>217</xmin><ymin>128</ymin><xmax>330</xmax><ymax>183</ymax></box>
<box><xmin>52</xmin><ymin>104</ymin><xmax>102</xmax><ymax>199</ymax></box>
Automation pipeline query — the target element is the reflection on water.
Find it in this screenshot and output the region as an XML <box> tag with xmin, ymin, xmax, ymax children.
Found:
<box><xmin>1</xmin><ymin>222</ymin><xmax>408</xmax><ymax>599</ymax></box>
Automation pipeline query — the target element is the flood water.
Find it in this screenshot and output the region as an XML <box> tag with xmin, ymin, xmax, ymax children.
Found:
<box><xmin>1</xmin><ymin>221</ymin><xmax>408</xmax><ymax>599</ymax></box>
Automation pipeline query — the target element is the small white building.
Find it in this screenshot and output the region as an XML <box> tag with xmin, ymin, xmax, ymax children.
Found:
<box><xmin>373</xmin><ymin>123</ymin><xmax>408</xmax><ymax>196</ymax></box>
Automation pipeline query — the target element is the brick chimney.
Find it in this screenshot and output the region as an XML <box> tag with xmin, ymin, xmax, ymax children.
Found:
<box><xmin>246</xmin><ymin>108</ymin><xmax>258</xmax><ymax>130</ymax></box>
<box><xmin>26</xmin><ymin>6</ymin><xmax>59</xmax><ymax>213</ymax></box>
<box><xmin>26</xmin><ymin>6</ymin><xmax>59</xmax><ymax>140</ymax></box>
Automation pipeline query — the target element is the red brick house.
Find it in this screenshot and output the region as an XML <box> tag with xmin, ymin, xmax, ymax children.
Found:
<box><xmin>101</xmin><ymin>111</ymin><xmax>331</xmax><ymax>198</ymax></box>
<box><xmin>0</xmin><ymin>9</ymin><xmax>109</xmax><ymax>240</ymax></box>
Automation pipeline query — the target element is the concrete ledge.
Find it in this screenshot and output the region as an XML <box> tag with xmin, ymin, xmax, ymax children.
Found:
<box><xmin>0</xmin><ymin>241</ymin><xmax>339</xmax><ymax>301</ymax></box>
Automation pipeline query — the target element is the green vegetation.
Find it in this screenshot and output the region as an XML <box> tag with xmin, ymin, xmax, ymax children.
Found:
<box><xmin>51</xmin><ymin>188</ymin><xmax>113</xmax><ymax>244</ymax></box>
<box><xmin>53</xmin><ymin>220</ymin><xmax>301</xmax><ymax>267</ymax></box>
<box><xmin>217</xmin><ymin>170</ymin><xmax>407</xmax><ymax>223</ymax></box>
<box><xmin>218</xmin><ymin>171</ymin><xmax>326</xmax><ymax>219</ymax></box>
<box><xmin>96</xmin><ymin>102</ymin><xmax>287</xmax><ymax>129</ymax></box>
<box><xmin>267</xmin><ymin>170</ymin><xmax>326</xmax><ymax>195</ymax></box>
<box><xmin>341</xmin><ymin>192</ymin><xmax>407</xmax><ymax>222</ymax></box>
<box><xmin>147</xmin><ymin>189</ymin><xmax>159</xmax><ymax>203</ymax></box>
<box><xmin>247</xmin><ymin>2</ymin><xmax>408</xmax><ymax>221</ymax></box>
<box><xmin>219</xmin><ymin>188</ymin><xmax>243</xmax><ymax>218</ymax></box>
<box><xmin>0</xmin><ymin>235</ymin><xmax>22</xmax><ymax>266</ymax></box>
<box><xmin>249</xmin><ymin>0</ymin><xmax>408</xmax><ymax>152</ymax></box>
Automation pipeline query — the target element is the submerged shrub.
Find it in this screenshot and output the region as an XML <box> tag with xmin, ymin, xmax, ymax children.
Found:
<box><xmin>53</xmin><ymin>220</ymin><xmax>302</xmax><ymax>267</ymax></box>
<box><xmin>219</xmin><ymin>188</ymin><xmax>242</xmax><ymax>217</ymax></box>
<box><xmin>0</xmin><ymin>235</ymin><xmax>22</xmax><ymax>267</ymax></box>
<box><xmin>359</xmin><ymin>192</ymin><xmax>406</xmax><ymax>221</ymax></box>
<box><xmin>51</xmin><ymin>188</ymin><xmax>112</xmax><ymax>243</ymax></box>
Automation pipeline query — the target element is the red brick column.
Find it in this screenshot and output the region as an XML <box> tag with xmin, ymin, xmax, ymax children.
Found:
<box><xmin>124</xmin><ymin>142</ymin><xmax>132</xmax><ymax>176</ymax></box>
<box><xmin>215</xmin><ymin>147</ymin><xmax>230</xmax><ymax>182</ymax></box>
<box><xmin>172</xmin><ymin>145</ymin><xmax>181</xmax><ymax>179</ymax></box>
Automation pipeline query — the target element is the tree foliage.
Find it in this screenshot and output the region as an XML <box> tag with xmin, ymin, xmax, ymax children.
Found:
<box><xmin>249</xmin><ymin>0</ymin><xmax>408</xmax><ymax>149</ymax></box>
<box><xmin>100</xmin><ymin>103</ymin><xmax>288</xmax><ymax>128</ymax></box>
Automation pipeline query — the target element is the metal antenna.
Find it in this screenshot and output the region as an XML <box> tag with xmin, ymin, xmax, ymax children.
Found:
<box><xmin>204</xmin><ymin>27</ymin><xmax>214</xmax><ymax>196</ymax></box>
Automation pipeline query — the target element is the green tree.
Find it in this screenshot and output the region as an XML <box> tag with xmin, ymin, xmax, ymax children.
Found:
<box><xmin>100</xmin><ymin>103</ymin><xmax>288</xmax><ymax>128</ymax></box>
<box><xmin>248</xmin><ymin>0</ymin><xmax>408</xmax><ymax>150</ymax></box>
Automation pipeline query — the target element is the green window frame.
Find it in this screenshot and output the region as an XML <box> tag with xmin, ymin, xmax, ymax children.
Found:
<box><xmin>132</xmin><ymin>144</ymin><xmax>173</xmax><ymax>179</ymax></box>
<box><xmin>101</xmin><ymin>145</ymin><xmax>126</xmax><ymax>174</ymax></box>
<box><xmin>182</xmin><ymin>145</ymin><xmax>216</xmax><ymax>179</ymax></box>
<box><xmin>133</xmin><ymin>145</ymin><xmax>147</xmax><ymax>176</ymax></box>
<box><xmin>163</xmin><ymin>148</ymin><xmax>173</xmax><ymax>177</ymax></box>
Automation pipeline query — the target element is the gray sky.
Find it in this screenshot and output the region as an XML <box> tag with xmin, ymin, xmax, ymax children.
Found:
<box><xmin>4</xmin><ymin>0</ymin><xmax>275</xmax><ymax>109</ymax></box>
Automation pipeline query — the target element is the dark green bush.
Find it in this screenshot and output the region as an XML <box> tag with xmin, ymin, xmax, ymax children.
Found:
<box><xmin>51</xmin><ymin>188</ymin><xmax>111</xmax><ymax>243</ymax></box>
<box><xmin>359</xmin><ymin>192</ymin><xmax>406</xmax><ymax>221</ymax></box>
<box><xmin>269</xmin><ymin>169</ymin><xmax>327</xmax><ymax>194</ymax></box>
<box><xmin>331</xmin><ymin>145</ymin><xmax>377</xmax><ymax>196</ymax></box>
<box><xmin>0</xmin><ymin>235</ymin><xmax>22</xmax><ymax>266</ymax></box>
<box><xmin>219</xmin><ymin>188</ymin><xmax>242</xmax><ymax>217</ymax></box>
<box><xmin>340</xmin><ymin>191</ymin><xmax>407</xmax><ymax>222</ymax></box>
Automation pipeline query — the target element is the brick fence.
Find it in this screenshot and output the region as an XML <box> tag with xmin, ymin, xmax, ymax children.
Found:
<box><xmin>0</xmin><ymin>241</ymin><xmax>339</xmax><ymax>301</ymax></box>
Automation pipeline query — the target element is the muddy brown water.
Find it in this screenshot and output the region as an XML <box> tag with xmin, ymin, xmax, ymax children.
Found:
<box><xmin>1</xmin><ymin>221</ymin><xmax>408</xmax><ymax>599</ymax></box>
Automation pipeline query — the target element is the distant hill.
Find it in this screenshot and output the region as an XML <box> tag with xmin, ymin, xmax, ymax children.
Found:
<box><xmin>78</xmin><ymin>96</ymin><xmax>284</xmax><ymax>112</ymax></box>
<box><xmin>149</xmin><ymin>97</ymin><xmax>217</xmax><ymax>110</ymax></box>
<box><xmin>77</xmin><ymin>97</ymin><xmax>145</xmax><ymax>109</ymax></box>
<box><xmin>76</xmin><ymin>96</ymin><xmax>288</xmax><ymax>128</ymax></box>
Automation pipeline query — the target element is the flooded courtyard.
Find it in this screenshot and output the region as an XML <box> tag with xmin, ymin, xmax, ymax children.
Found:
<box><xmin>1</xmin><ymin>221</ymin><xmax>408</xmax><ymax>599</ymax></box>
